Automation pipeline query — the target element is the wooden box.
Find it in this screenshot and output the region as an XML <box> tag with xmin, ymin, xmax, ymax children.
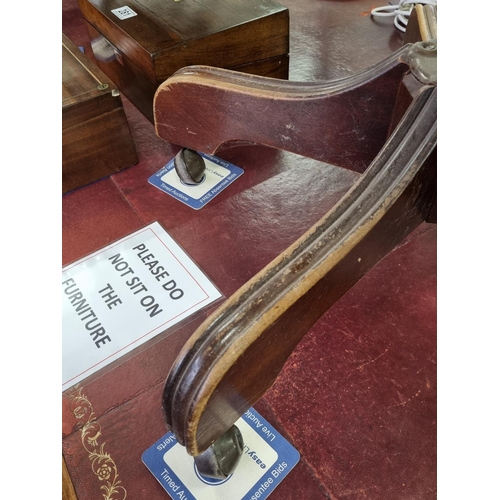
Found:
<box><xmin>78</xmin><ymin>0</ymin><xmax>289</xmax><ymax>122</ymax></box>
<box><xmin>62</xmin><ymin>34</ymin><xmax>138</xmax><ymax>194</ymax></box>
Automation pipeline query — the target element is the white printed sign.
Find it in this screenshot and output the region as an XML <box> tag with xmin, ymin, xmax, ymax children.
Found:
<box><xmin>62</xmin><ymin>222</ymin><xmax>221</xmax><ymax>392</ymax></box>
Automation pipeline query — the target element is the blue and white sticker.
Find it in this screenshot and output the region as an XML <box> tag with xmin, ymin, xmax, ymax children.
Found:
<box><xmin>142</xmin><ymin>407</ymin><xmax>300</xmax><ymax>500</ymax></box>
<box><xmin>148</xmin><ymin>153</ymin><xmax>244</xmax><ymax>210</ymax></box>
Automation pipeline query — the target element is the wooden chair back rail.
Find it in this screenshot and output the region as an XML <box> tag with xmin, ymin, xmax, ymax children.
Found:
<box><xmin>160</xmin><ymin>77</ymin><xmax>437</xmax><ymax>455</ymax></box>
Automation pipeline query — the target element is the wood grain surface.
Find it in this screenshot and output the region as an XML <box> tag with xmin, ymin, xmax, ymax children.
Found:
<box><xmin>62</xmin><ymin>34</ymin><xmax>137</xmax><ymax>193</ymax></box>
<box><xmin>154</xmin><ymin>47</ymin><xmax>412</xmax><ymax>174</ymax></box>
<box><xmin>78</xmin><ymin>0</ymin><xmax>289</xmax><ymax>120</ymax></box>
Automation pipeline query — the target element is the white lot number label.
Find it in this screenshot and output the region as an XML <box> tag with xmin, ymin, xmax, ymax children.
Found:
<box><xmin>62</xmin><ymin>222</ymin><xmax>221</xmax><ymax>391</ymax></box>
<box><xmin>111</xmin><ymin>6</ymin><xmax>137</xmax><ymax>20</ymax></box>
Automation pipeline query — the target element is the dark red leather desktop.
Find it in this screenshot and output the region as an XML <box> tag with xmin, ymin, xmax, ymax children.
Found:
<box><xmin>62</xmin><ymin>1</ymin><xmax>436</xmax><ymax>498</ymax></box>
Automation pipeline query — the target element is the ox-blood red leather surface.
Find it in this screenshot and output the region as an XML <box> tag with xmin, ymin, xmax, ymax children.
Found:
<box><xmin>62</xmin><ymin>0</ymin><xmax>436</xmax><ymax>498</ymax></box>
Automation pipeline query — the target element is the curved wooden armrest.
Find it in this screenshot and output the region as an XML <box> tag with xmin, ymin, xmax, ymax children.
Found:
<box><xmin>158</xmin><ymin>73</ymin><xmax>437</xmax><ymax>456</ymax></box>
<box><xmin>154</xmin><ymin>44</ymin><xmax>416</xmax><ymax>173</ymax></box>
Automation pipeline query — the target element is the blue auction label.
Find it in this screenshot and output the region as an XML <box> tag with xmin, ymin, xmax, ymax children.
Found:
<box><xmin>148</xmin><ymin>153</ymin><xmax>244</xmax><ymax>210</ymax></box>
<box><xmin>142</xmin><ymin>407</ymin><xmax>300</xmax><ymax>500</ymax></box>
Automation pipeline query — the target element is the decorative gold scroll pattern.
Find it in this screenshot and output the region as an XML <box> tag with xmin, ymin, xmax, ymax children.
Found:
<box><xmin>69</xmin><ymin>386</ymin><xmax>127</xmax><ymax>500</ymax></box>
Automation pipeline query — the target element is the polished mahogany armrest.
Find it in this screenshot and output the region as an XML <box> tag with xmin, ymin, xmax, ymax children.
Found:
<box><xmin>154</xmin><ymin>39</ymin><xmax>437</xmax><ymax>466</ymax></box>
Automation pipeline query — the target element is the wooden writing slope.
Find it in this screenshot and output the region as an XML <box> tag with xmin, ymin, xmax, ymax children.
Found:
<box><xmin>62</xmin><ymin>34</ymin><xmax>137</xmax><ymax>193</ymax></box>
<box><xmin>77</xmin><ymin>0</ymin><xmax>289</xmax><ymax>121</ymax></box>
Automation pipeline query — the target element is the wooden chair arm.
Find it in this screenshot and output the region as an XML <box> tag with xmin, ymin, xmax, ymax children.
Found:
<box><xmin>154</xmin><ymin>44</ymin><xmax>416</xmax><ymax>174</ymax></box>
<box><xmin>156</xmin><ymin>64</ymin><xmax>437</xmax><ymax>456</ymax></box>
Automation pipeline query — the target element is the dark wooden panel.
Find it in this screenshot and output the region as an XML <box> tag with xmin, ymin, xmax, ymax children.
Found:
<box><xmin>62</xmin><ymin>34</ymin><xmax>137</xmax><ymax>193</ymax></box>
<box><xmin>62</xmin><ymin>107</ymin><xmax>138</xmax><ymax>193</ymax></box>
<box><xmin>78</xmin><ymin>0</ymin><xmax>289</xmax><ymax>120</ymax></box>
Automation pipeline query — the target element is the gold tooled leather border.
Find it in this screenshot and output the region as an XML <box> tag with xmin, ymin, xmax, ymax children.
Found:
<box><xmin>68</xmin><ymin>386</ymin><xmax>127</xmax><ymax>500</ymax></box>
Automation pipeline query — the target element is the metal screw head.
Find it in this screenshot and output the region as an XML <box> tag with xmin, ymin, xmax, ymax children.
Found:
<box><xmin>421</xmin><ymin>41</ymin><xmax>436</xmax><ymax>51</ymax></box>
